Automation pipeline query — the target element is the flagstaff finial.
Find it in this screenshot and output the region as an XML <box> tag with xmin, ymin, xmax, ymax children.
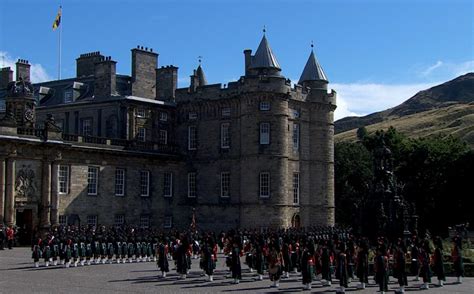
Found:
<box><xmin>263</xmin><ymin>25</ymin><xmax>266</xmax><ymax>34</ymax></box>
<box><xmin>311</xmin><ymin>40</ymin><xmax>314</xmax><ymax>49</ymax></box>
<box><xmin>198</xmin><ymin>56</ymin><xmax>203</xmax><ymax>65</ymax></box>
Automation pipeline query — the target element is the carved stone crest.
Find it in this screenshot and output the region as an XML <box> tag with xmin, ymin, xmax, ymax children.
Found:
<box><xmin>15</xmin><ymin>164</ymin><xmax>37</xmax><ymax>198</ymax></box>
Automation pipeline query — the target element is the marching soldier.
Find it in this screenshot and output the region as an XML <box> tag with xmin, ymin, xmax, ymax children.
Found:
<box><xmin>374</xmin><ymin>244</ymin><xmax>389</xmax><ymax>294</ymax></box>
<box><xmin>201</xmin><ymin>236</ymin><xmax>217</xmax><ymax>281</ymax></box>
<box><xmin>393</xmin><ymin>239</ymin><xmax>408</xmax><ymax>293</ymax></box>
<box><xmin>336</xmin><ymin>242</ymin><xmax>349</xmax><ymax>293</ymax></box>
<box><xmin>320</xmin><ymin>241</ymin><xmax>332</xmax><ymax>286</ymax></box>
<box><xmin>32</xmin><ymin>237</ymin><xmax>42</xmax><ymax>268</ymax></box>
<box><xmin>157</xmin><ymin>238</ymin><xmax>170</xmax><ymax>278</ymax></box>
<box><xmin>419</xmin><ymin>239</ymin><xmax>432</xmax><ymax>290</ymax></box>
<box><xmin>433</xmin><ymin>236</ymin><xmax>446</xmax><ymax>287</ymax></box>
<box><xmin>230</xmin><ymin>236</ymin><xmax>242</xmax><ymax>284</ymax></box>
<box><xmin>267</xmin><ymin>241</ymin><xmax>284</xmax><ymax>288</ymax></box>
<box><xmin>300</xmin><ymin>240</ymin><xmax>315</xmax><ymax>290</ymax></box>
<box><xmin>356</xmin><ymin>238</ymin><xmax>369</xmax><ymax>289</ymax></box>
<box><xmin>452</xmin><ymin>236</ymin><xmax>464</xmax><ymax>284</ymax></box>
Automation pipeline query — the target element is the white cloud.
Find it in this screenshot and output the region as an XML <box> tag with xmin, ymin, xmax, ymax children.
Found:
<box><xmin>0</xmin><ymin>51</ymin><xmax>51</xmax><ymax>83</ymax></box>
<box><xmin>421</xmin><ymin>60</ymin><xmax>443</xmax><ymax>76</ymax></box>
<box><xmin>332</xmin><ymin>82</ymin><xmax>438</xmax><ymax>120</ymax></box>
<box><xmin>418</xmin><ymin>60</ymin><xmax>474</xmax><ymax>79</ymax></box>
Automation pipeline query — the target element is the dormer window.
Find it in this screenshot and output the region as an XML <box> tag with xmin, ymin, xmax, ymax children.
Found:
<box><xmin>188</xmin><ymin>112</ymin><xmax>198</xmax><ymax>120</ymax></box>
<box><xmin>63</xmin><ymin>90</ymin><xmax>73</xmax><ymax>103</ymax></box>
<box><xmin>259</xmin><ymin>101</ymin><xmax>270</xmax><ymax>111</ymax></box>
<box><xmin>160</xmin><ymin>112</ymin><xmax>168</xmax><ymax>121</ymax></box>
<box><xmin>136</xmin><ymin>108</ymin><xmax>146</xmax><ymax>118</ymax></box>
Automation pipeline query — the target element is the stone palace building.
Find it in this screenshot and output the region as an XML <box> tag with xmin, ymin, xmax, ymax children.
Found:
<box><xmin>0</xmin><ymin>34</ymin><xmax>336</xmax><ymax>238</ymax></box>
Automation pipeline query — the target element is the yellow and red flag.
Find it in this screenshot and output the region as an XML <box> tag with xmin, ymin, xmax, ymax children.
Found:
<box><xmin>52</xmin><ymin>6</ymin><xmax>62</xmax><ymax>30</ymax></box>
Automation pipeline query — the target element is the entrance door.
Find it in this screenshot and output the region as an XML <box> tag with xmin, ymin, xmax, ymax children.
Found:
<box><xmin>16</xmin><ymin>209</ymin><xmax>33</xmax><ymax>246</ymax></box>
<box><xmin>291</xmin><ymin>214</ymin><xmax>301</xmax><ymax>229</ymax></box>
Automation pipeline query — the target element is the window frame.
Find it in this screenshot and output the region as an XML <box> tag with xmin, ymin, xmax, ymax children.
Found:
<box><xmin>87</xmin><ymin>215</ymin><xmax>98</xmax><ymax>226</ymax></box>
<box><xmin>114</xmin><ymin>168</ymin><xmax>125</xmax><ymax>196</ymax></box>
<box><xmin>187</xmin><ymin>172</ymin><xmax>197</xmax><ymax>198</ymax></box>
<box><xmin>221</xmin><ymin>172</ymin><xmax>230</xmax><ymax>198</ymax></box>
<box><xmin>159</xmin><ymin>112</ymin><xmax>168</xmax><ymax>121</ymax></box>
<box><xmin>188</xmin><ymin>125</ymin><xmax>197</xmax><ymax>150</ymax></box>
<box><xmin>259</xmin><ymin>172</ymin><xmax>270</xmax><ymax>198</ymax></box>
<box><xmin>293</xmin><ymin>123</ymin><xmax>300</xmax><ymax>151</ymax></box>
<box><xmin>293</xmin><ymin>172</ymin><xmax>300</xmax><ymax>205</ymax></box>
<box><xmin>259</xmin><ymin>101</ymin><xmax>271</xmax><ymax>111</ymax></box>
<box><xmin>81</xmin><ymin>118</ymin><xmax>92</xmax><ymax>137</ymax></box>
<box><xmin>221</xmin><ymin>123</ymin><xmax>230</xmax><ymax>149</ymax></box>
<box><xmin>259</xmin><ymin>122</ymin><xmax>270</xmax><ymax>145</ymax></box>
<box><xmin>163</xmin><ymin>172</ymin><xmax>173</xmax><ymax>198</ymax></box>
<box><xmin>159</xmin><ymin>129</ymin><xmax>168</xmax><ymax>145</ymax></box>
<box><xmin>63</xmin><ymin>90</ymin><xmax>73</xmax><ymax>104</ymax></box>
<box><xmin>59</xmin><ymin>215</ymin><xmax>68</xmax><ymax>226</ymax></box>
<box><xmin>136</xmin><ymin>108</ymin><xmax>146</xmax><ymax>118</ymax></box>
<box><xmin>221</xmin><ymin>107</ymin><xmax>231</xmax><ymax>117</ymax></box>
<box><xmin>87</xmin><ymin>166</ymin><xmax>99</xmax><ymax>196</ymax></box>
<box><xmin>139</xmin><ymin>170</ymin><xmax>150</xmax><ymax>197</ymax></box>
<box><xmin>58</xmin><ymin>165</ymin><xmax>70</xmax><ymax>194</ymax></box>
<box><xmin>114</xmin><ymin>214</ymin><xmax>125</xmax><ymax>226</ymax></box>
<box><xmin>163</xmin><ymin>216</ymin><xmax>173</xmax><ymax>229</ymax></box>
<box><xmin>139</xmin><ymin>215</ymin><xmax>150</xmax><ymax>228</ymax></box>
<box><xmin>137</xmin><ymin>127</ymin><xmax>146</xmax><ymax>142</ymax></box>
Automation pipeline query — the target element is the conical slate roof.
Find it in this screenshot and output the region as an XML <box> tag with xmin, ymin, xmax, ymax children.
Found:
<box><xmin>298</xmin><ymin>50</ymin><xmax>328</xmax><ymax>84</ymax></box>
<box><xmin>196</xmin><ymin>65</ymin><xmax>207</xmax><ymax>86</ymax></box>
<box><xmin>250</xmin><ymin>35</ymin><xmax>281</xmax><ymax>70</ymax></box>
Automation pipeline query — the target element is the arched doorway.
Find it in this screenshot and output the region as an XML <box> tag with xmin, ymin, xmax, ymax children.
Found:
<box><xmin>291</xmin><ymin>213</ymin><xmax>301</xmax><ymax>229</ymax></box>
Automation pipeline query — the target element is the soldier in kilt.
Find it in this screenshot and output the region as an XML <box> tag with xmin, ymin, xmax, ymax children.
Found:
<box><xmin>86</xmin><ymin>240</ymin><xmax>93</xmax><ymax>265</ymax></box>
<box><xmin>336</xmin><ymin>242</ymin><xmax>349</xmax><ymax>293</ymax></box>
<box><xmin>393</xmin><ymin>239</ymin><xmax>408</xmax><ymax>293</ymax></box>
<box><xmin>100</xmin><ymin>238</ymin><xmax>108</xmax><ymax>264</ymax></box>
<box><xmin>121</xmin><ymin>239</ymin><xmax>128</xmax><ymax>263</ymax></box>
<box><xmin>72</xmin><ymin>239</ymin><xmax>79</xmax><ymax>267</ymax></box>
<box><xmin>321</xmin><ymin>242</ymin><xmax>332</xmax><ymax>286</ymax></box>
<box><xmin>300</xmin><ymin>240</ymin><xmax>315</xmax><ymax>290</ymax></box>
<box><xmin>201</xmin><ymin>236</ymin><xmax>217</xmax><ymax>281</ymax></box>
<box><xmin>410</xmin><ymin>237</ymin><xmax>420</xmax><ymax>281</ymax></box>
<box><xmin>176</xmin><ymin>237</ymin><xmax>190</xmax><ymax>279</ymax></box>
<box><xmin>32</xmin><ymin>238</ymin><xmax>42</xmax><ymax>268</ymax></box>
<box><xmin>452</xmin><ymin>236</ymin><xmax>464</xmax><ymax>284</ymax></box>
<box><xmin>419</xmin><ymin>239</ymin><xmax>432</xmax><ymax>290</ymax></box>
<box><xmin>267</xmin><ymin>241</ymin><xmax>284</xmax><ymax>288</ymax></box>
<box><xmin>282</xmin><ymin>239</ymin><xmax>292</xmax><ymax>278</ymax></box>
<box><xmin>254</xmin><ymin>238</ymin><xmax>266</xmax><ymax>281</ymax></box>
<box><xmin>52</xmin><ymin>237</ymin><xmax>60</xmax><ymax>266</ymax></box>
<box><xmin>433</xmin><ymin>236</ymin><xmax>446</xmax><ymax>287</ymax></box>
<box><xmin>158</xmin><ymin>238</ymin><xmax>170</xmax><ymax>278</ymax></box>
<box><xmin>127</xmin><ymin>240</ymin><xmax>135</xmax><ymax>263</ymax></box>
<box><xmin>79</xmin><ymin>239</ymin><xmax>87</xmax><ymax>266</ymax></box>
<box><xmin>374</xmin><ymin>245</ymin><xmax>389</xmax><ymax>294</ymax></box>
<box><xmin>93</xmin><ymin>239</ymin><xmax>101</xmax><ymax>264</ymax></box>
<box><xmin>107</xmin><ymin>238</ymin><xmax>115</xmax><ymax>264</ymax></box>
<box><xmin>356</xmin><ymin>238</ymin><xmax>369</xmax><ymax>289</ymax></box>
<box><xmin>64</xmin><ymin>239</ymin><xmax>72</xmax><ymax>268</ymax></box>
<box><xmin>43</xmin><ymin>241</ymin><xmax>52</xmax><ymax>267</ymax></box>
<box><xmin>230</xmin><ymin>237</ymin><xmax>242</xmax><ymax>284</ymax></box>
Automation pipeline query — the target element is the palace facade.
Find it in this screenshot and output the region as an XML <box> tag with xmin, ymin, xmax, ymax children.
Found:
<box><xmin>0</xmin><ymin>34</ymin><xmax>336</xmax><ymax>237</ymax></box>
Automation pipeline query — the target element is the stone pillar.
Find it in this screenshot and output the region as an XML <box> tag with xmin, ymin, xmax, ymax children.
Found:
<box><xmin>50</xmin><ymin>162</ymin><xmax>59</xmax><ymax>226</ymax></box>
<box><xmin>40</xmin><ymin>160</ymin><xmax>51</xmax><ymax>228</ymax></box>
<box><xmin>4</xmin><ymin>157</ymin><xmax>15</xmax><ymax>226</ymax></box>
<box><xmin>0</xmin><ymin>158</ymin><xmax>5</xmax><ymax>223</ymax></box>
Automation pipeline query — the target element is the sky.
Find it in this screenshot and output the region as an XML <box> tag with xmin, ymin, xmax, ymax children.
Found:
<box><xmin>0</xmin><ymin>0</ymin><xmax>473</xmax><ymax>120</ymax></box>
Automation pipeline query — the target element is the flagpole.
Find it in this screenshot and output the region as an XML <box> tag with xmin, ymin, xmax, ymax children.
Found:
<box><xmin>58</xmin><ymin>6</ymin><xmax>62</xmax><ymax>80</ymax></box>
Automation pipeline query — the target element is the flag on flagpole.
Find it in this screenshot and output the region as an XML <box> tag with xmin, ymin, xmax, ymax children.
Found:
<box><xmin>52</xmin><ymin>6</ymin><xmax>62</xmax><ymax>30</ymax></box>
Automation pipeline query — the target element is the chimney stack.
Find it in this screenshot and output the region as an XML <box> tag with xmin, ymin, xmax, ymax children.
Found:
<box><xmin>94</xmin><ymin>56</ymin><xmax>117</xmax><ymax>98</ymax></box>
<box><xmin>131</xmin><ymin>45</ymin><xmax>158</xmax><ymax>98</ymax></box>
<box><xmin>76</xmin><ymin>51</ymin><xmax>104</xmax><ymax>78</ymax></box>
<box><xmin>16</xmin><ymin>59</ymin><xmax>31</xmax><ymax>82</ymax></box>
<box><xmin>243</xmin><ymin>49</ymin><xmax>252</xmax><ymax>76</ymax></box>
<box><xmin>156</xmin><ymin>65</ymin><xmax>178</xmax><ymax>101</ymax></box>
<box><xmin>0</xmin><ymin>67</ymin><xmax>13</xmax><ymax>89</ymax></box>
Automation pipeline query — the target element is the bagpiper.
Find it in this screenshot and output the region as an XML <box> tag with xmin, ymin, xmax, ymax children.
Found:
<box><xmin>433</xmin><ymin>236</ymin><xmax>446</xmax><ymax>287</ymax></box>
<box><xmin>452</xmin><ymin>235</ymin><xmax>464</xmax><ymax>284</ymax></box>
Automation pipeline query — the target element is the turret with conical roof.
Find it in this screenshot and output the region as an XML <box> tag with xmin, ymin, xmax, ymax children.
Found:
<box><xmin>245</xmin><ymin>31</ymin><xmax>282</xmax><ymax>77</ymax></box>
<box><xmin>196</xmin><ymin>64</ymin><xmax>207</xmax><ymax>86</ymax></box>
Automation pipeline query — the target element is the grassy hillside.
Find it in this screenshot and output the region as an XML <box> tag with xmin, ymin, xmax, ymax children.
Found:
<box><xmin>335</xmin><ymin>73</ymin><xmax>474</xmax><ymax>134</ymax></box>
<box><xmin>335</xmin><ymin>103</ymin><xmax>474</xmax><ymax>148</ymax></box>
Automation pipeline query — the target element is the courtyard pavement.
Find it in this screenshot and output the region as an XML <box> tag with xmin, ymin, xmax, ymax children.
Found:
<box><xmin>0</xmin><ymin>247</ymin><xmax>472</xmax><ymax>293</ymax></box>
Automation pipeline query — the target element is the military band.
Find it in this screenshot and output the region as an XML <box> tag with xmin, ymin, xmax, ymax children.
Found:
<box><xmin>27</xmin><ymin>224</ymin><xmax>467</xmax><ymax>292</ymax></box>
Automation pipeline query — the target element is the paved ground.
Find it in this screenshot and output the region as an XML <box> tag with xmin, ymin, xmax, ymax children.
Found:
<box><xmin>0</xmin><ymin>247</ymin><xmax>472</xmax><ymax>293</ymax></box>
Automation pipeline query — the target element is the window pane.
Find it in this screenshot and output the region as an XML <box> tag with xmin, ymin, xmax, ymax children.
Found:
<box><xmin>188</xmin><ymin>172</ymin><xmax>196</xmax><ymax>198</ymax></box>
<box><xmin>293</xmin><ymin>123</ymin><xmax>300</xmax><ymax>150</ymax></box>
<box><xmin>260</xmin><ymin>123</ymin><xmax>270</xmax><ymax>145</ymax></box>
<box><xmin>115</xmin><ymin>168</ymin><xmax>125</xmax><ymax>196</ymax></box>
<box><xmin>137</xmin><ymin>127</ymin><xmax>146</xmax><ymax>142</ymax></box>
<box><xmin>58</xmin><ymin>165</ymin><xmax>69</xmax><ymax>194</ymax></box>
<box><xmin>140</xmin><ymin>171</ymin><xmax>150</xmax><ymax>196</ymax></box>
<box><xmin>163</xmin><ymin>172</ymin><xmax>173</xmax><ymax>197</ymax></box>
<box><xmin>164</xmin><ymin>216</ymin><xmax>172</xmax><ymax>228</ymax></box>
<box><xmin>293</xmin><ymin>172</ymin><xmax>300</xmax><ymax>204</ymax></box>
<box><xmin>188</xmin><ymin>126</ymin><xmax>197</xmax><ymax>150</ymax></box>
<box><xmin>221</xmin><ymin>123</ymin><xmax>230</xmax><ymax>148</ymax></box>
<box><xmin>82</xmin><ymin>119</ymin><xmax>92</xmax><ymax>136</ymax></box>
<box><xmin>159</xmin><ymin>130</ymin><xmax>168</xmax><ymax>145</ymax></box>
<box><xmin>259</xmin><ymin>172</ymin><xmax>270</xmax><ymax>197</ymax></box>
<box><xmin>259</xmin><ymin>101</ymin><xmax>270</xmax><ymax>111</ymax></box>
<box><xmin>221</xmin><ymin>172</ymin><xmax>230</xmax><ymax>198</ymax></box>
<box><xmin>87</xmin><ymin>167</ymin><xmax>98</xmax><ymax>195</ymax></box>
<box><xmin>140</xmin><ymin>215</ymin><xmax>150</xmax><ymax>228</ymax></box>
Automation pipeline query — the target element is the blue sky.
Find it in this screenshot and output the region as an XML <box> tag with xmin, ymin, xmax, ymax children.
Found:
<box><xmin>1</xmin><ymin>0</ymin><xmax>473</xmax><ymax>119</ymax></box>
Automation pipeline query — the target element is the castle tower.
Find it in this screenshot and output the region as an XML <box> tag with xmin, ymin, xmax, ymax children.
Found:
<box><xmin>247</xmin><ymin>33</ymin><xmax>281</xmax><ymax>77</ymax></box>
<box><xmin>2</xmin><ymin>59</ymin><xmax>36</xmax><ymax>128</ymax></box>
<box><xmin>299</xmin><ymin>47</ymin><xmax>337</xmax><ymax>226</ymax></box>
